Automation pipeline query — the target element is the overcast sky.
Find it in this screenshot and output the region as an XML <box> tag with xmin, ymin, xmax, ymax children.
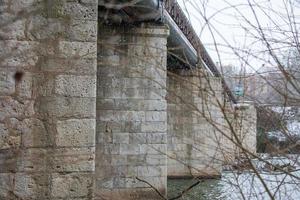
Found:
<box><xmin>177</xmin><ymin>0</ymin><xmax>300</xmax><ymax>74</ymax></box>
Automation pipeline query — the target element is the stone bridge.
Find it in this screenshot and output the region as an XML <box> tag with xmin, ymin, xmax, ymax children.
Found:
<box><xmin>0</xmin><ymin>0</ymin><xmax>256</xmax><ymax>199</ymax></box>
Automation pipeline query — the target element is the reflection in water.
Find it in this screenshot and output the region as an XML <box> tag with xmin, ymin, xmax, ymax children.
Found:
<box><xmin>168</xmin><ymin>178</ymin><xmax>223</xmax><ymax>200</ymax></box>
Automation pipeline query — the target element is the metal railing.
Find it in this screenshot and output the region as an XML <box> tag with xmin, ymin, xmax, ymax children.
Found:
<box><xmin>164</xmin><ymin>0</ymin><xmax>237</xmax><ymax>103</ymax></box>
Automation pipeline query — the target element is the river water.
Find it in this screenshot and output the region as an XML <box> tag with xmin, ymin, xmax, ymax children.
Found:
<box><xmin>168</xmin><ymin>178</ymin><xmax>222</xmax><ymax>200</ymax></box>
<box><xmin>168</xmin><ymin>171</ymin><xmax>300</xmax><ymax>200</ymax></box>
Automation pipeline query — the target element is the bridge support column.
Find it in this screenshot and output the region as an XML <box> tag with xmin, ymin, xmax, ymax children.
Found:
<box><xmin>234</xmin><ymin>103</ymin><xmax>257</xmax><ymax>157</ymax></box>
<box><xmin>167</xmin><ymin>69</ymin><xmax>224</xmax><ymax>178</ymax></box>
<box><xmin>97</xmin><ymin>24</ymin><xmax>169</xmax><ymax>199</ymax></box>
<box><xmin>0</xmin><ymin>0</ymin><xmax>98</xmax><ymax>199</ymax></box>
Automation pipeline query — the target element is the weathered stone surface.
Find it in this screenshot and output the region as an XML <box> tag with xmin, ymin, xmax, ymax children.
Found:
<box><xmin>141</xmin><ymin>122</ymin><xmax>167</xmax><ymax>133</ymax></box>
<box><xmin>0</xmin><ymin>0</ymin><xmax>97</xmax><ymax>199</ymax></box>
<box><xmin>41</xmin><ymin>57</ymin><xmax>97</xmax><ymax>75</ymax></box>
<box><xmin>234</xmin><ymin>103</ymin><xmax>257</xmax><ymax>156</ymax></box>
<box><xmin>52</xmin><ymin>147</ymin><xmax>95</xmax><ymax>172</ymax></box>
<box><xmin>36</xmin><ymin>96</ymin><xmax>96</xmax><ymax>118</ymax></box>
<box><xmin>0</xmin><ymin>123</ymin><xmax>21</xmax><ymax>150</ymax></box>
<box><xmin>0</xmin><ymin>173</ymin><xmax>11</xmax><ymax>199</ymax></box>
<box><xmin>0</xmin><ymin>15</ymin><xmax>26</xmax><ymax>40</ymax></box>
<box><xmin>0</xmin><ymin>173</ymin><xmax>49</xmax><ymax>199</ymax></box>
<box><xmin>14</xmin><ymin>173</ymin><xmax>42</xmax><ymax>198</ymax></box>
<box><xmin>21</xmin><ymin>118</ymin><xmax>49</xmax><ymax>147</ymax></box>
<box><xmin>59</xmin><ymin>41</ymin><xmax>97</xmax><ymax>59</ymax></box>
<box><xmin>145</xmin><ymin>111</ymin><xmax>167</xmax><ymax>122</ymax></box>
<box><xmin>51</xmin><ymin>173</ymin><xmax>93</xmax><ymax>198</ymax></box>
<box><xmin>56</xmin><ymin>119</ymin><xmax>95</xmax><ymax>147</ymax></box>
<box><xmin>0</xmin><ymin>71</ymin><xmax>15</xmax><ymax>95</ymax></box>
<box><xmin>15</xmin><ymin>72</ymin><xmax>33</xmax><ymax>98</ymax></box>
<box><xmin>68</xmin><ymin>19</ymin><xmax>97</xmax><ymax>42</ymax></box>
<box><xmin>167</xmin><ymin>70</ymin><xmax>224</xmax><ymax>178</ymax></box>
<box><xmin>26</xmin><ymin>16</ymin><xmax>97</xmax><ymax>42</ymax></box>
<box><xmin>17</xmin><ymin>148</ymin><xmax>48</xmax><ymax>172</ymax></box>
<box><xmin>0</xmin><ymin>97</ymin><xmax>35</xmax><ymax>121</ymax></box>
<box><xmin>55</xmin><ymin>75</ymin><xmax>96</xmax><ymax>97</ymax></box>
<box><xmin>96</xmin><ymin>24</ymin><xmax>168</xmax><ymax>199</ymax></box>
<box><xmin>58</xmin><ymin>2</ymin><xmax>97</xmax><ymax>21</ymax></box>
<box><xmin>0</xmin><ymin>40</ymin><xmax>39</xmax><ymax>68</ymax></box>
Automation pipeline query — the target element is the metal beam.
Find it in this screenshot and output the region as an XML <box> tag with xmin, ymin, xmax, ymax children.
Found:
<box><xmin>98</xmin><ymin>0</ymin><xmax>237</xmax><ymax>103</ymax></box>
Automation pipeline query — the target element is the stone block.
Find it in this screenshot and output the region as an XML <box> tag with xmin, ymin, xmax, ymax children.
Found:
<box><xmin>0</xmin><ymin>97</ymin><xmax>35</xmax><ymax>121</ymax></box>
<box><xmin>120</xmin><ymin>144</ymin><xmax>140</xmax><ymax>155</ymax></box>
<box><xmin>99</xmin><ymin>111</ymin><xmax>145</xmax><ymax>122</ymax></box>
<box><xmin>0</xmin><ymin>172</ymin><xmax>49</xmax><ymax>199</ymax></box>
<box><xmin>111</xmin><ymin>155</ymin><xmax>127</xmax><ymax>166</ymax></box>
<box><xmin>14</xmin><ymin>173</ymin><xmax>40</xmax><ymax>199</ymax></box>
<box><xmin>21</xmin><ymin>118</ymin><xmax>50</xmax><ymax>147</ymax></box>
<box><xmin>113</xmin><ymin>132</ymin><xmax>129</xmax><ymax>144</ymax></box>
<box><xmin>140</xmin><ymin>144</ymin><xmax>167</xmax><ymax>155</ymax></box>
<box><xmin>96</xmin><ymin>177</ymin><xmax>114</xmax><ymax>189</ymax></box>
<box><xmin>52</xmin><ymin>147</ymin><xmax>95</xmax><ymax>172</ymax></box>
<box><xmin>0</xmin><ymin>123</ymin><xmax>21</xmax><ymax>150</ymax></box>
<box><xmin>129</xmin><ymin>133</ymin><xmax>147</xmax><ymax>144</ymax></box>
<box><xmin>17</xmin><ymin>148</ymin><xmax>48</xmax><ymax>172</ymax></box>
<box><xmin>141</xmin><ymin>122</ymin><xmax>167</xmax><ymax>133</ymax></box>
<box><xmin>147</xmin><ymin>132</ymin><xmax>167</xmax><ymax>144</ymax></box>
<box><xmin>0</xmin><ymin>173</ymin><xmax>11</xmax><ymax>199</ymax></box>
<box><xmin>0</xmin><ymin>14</ymin><xmax>26</xmax><ymax>40</ymax></box>
<box><xmin>36</xmin><ymin>96</ymin><xmax>96</xmax><ymax>118</ymax></box>
<box><xmin>96</xmin><ymin>121</ymin><xmax>124</xmax><ymax>134</ymax></box>
<box><xmin>123</xmin><ymin>121</ymin><xmax>142</xmax><ymax>133</ymax></box>
<box><xmin>146</xmin><ymin>155</ymin><xmax>166</xmax><ymax>165</ymax></box>
<box><xmin>0</xmin><ymin>0</ymin><xmax>42</xmax><ymax>15</ymax></box>
<box><xmin>97</xmin><ymin>55</ymin><xmax>121</xmax><ymax>67</ymax></box>
<box><xmin>34</xmin><ymin>73</ymin><xmax>55</xmax><ymax>97</ymax></box>
<box><xmin>127</xmin><ymin>155</ymin><xmax>146</xmax><ymax>166</ymax></box>
<box><xmin>0</xmin><ymin>149</ymin><xmax>18</xmax><ymax>173</ymax></box>
<box><xmin>104</xmin><ymin>144</ymin><xmax>120</xmax><ymax>155</ymax></box>
<box><xmin>27</xmin><ymin>17</ymin><xmax>97</xmax><ymax>42</ymax></box>
<box><xmin>145</xmin><ymin>111</ymin><xmax>167</xmax><ymax>122</ymax></box>
<box><xmin>59</xmin><ymin>41</ymin><xmax>97</xmax><ymax>59</ymax></box>
<box><xmin>16</xmin><ymin>72</ymin><xmax>33</xmax><ymax>98</ymax></box>
<box><xmin>51</xmin><ymin>173</ymin><xmax>93</xmax><ymax>198</ymax></box>
<box><xmin>41</xmin><ymin>57</ymin><xmax>97</xmax><ymax>75</ymax></box>
<box><xmin>26</xmin><ymin>16</ymin><xmax>66</xmax><ymax>41</ymax></box>
<box><xmin>59</xmin><ymin>2</ymin><xmax>97</xmax><ymax>21</ymax></box>
<box><xmin>56</xmin><ymin>119</ymin><xmax>95</xmax><ymax>147</ymax></box>
<box><xmin>68</xmin><ymin>19</ymin><xmax>97</xmax><ymax>42</ymax></box>
<box><xmin>0</xmin><ymin>40</ymin><xmax>38</xmax><ymax>68</ymax></box>
<box><xmin>143</xmin><ymin>100</ymin><xmax>167</xmax><ymax>111</ymax></box>
<box><xmin>0</xmin><ymin>71</ymin><xmax>15</xmax><ymax>95</ymax></box>
<box><xmin>137</xmin><ymin>166</ymin><xmax>164</xmax><ymax>177</ymax></box>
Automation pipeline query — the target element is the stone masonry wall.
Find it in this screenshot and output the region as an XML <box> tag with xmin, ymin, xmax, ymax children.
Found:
<box><xmin>0</xmin><ymin>0</ymin><xmax>97</xmax><ymax>199</ymax></box>
<box><xmin>96</xmin><ymin>24</ymin><xmax>169</xmax><ymax>199</ymax></box>
<box><xmin>234</xmin><ymin>103</ymin><xmax>257</xmax><ymax>157</ymax></box>
<box><xmin>217</xmin><ymin>102</ymin><xmax>257</xmax><ymax>163</ymax></box>
<box><xmin>219</xmin><ymin>102</ymin><xmax>237</xmax><ymax>164</ymax></box>
<box><xmin>167</xmin><ymin>69</ymin><xmax>224</xmax><ymax>178</ymax></box>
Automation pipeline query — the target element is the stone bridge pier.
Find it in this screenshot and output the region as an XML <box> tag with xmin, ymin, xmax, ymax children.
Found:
<box><xmin>0</xmin><ymin>0</ymin><xmax>98</xmax><ymax>199</ymax></box>
<box><xmin>167</xmin><ymin>69</ymin><xmax>224</xmax><ymax>178</ymax></box>
<box><xmin>0</xmin><ymin>0</ymin><xmax>257</xmax><ymax>199</ymax></box>
<box><xmin>96</xmin><ymin>24</ymin><xmax>169</xmax><ymax>199</ymax></box>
